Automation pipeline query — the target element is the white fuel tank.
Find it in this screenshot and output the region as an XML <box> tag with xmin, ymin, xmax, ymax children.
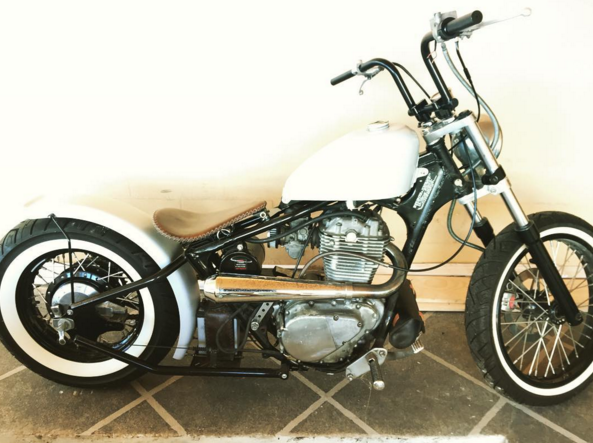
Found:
<box><xmin>282</xmin><ymin>121</ymin><xmax>420</xmax><ymax>203</ymax></box>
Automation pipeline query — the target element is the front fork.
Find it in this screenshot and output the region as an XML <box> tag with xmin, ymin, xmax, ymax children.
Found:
<box><xmin>428</xmin><ymin>112</ymin><xmax>583</xmax><ymax>326</ymax></box>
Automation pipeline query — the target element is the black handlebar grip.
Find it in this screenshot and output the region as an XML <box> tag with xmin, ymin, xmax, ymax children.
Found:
<box><xmin>331</xmin><ymin>69</ymin><xmax>355</xmax><ymax>86</ymax></box>
<box><xmin>442</xmin><ymin>11</ymin><xmax>483</xmax><ymax>38</ymax></box>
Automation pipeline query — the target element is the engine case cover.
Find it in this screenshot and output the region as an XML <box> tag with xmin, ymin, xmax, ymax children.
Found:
<box><xmin>280</xmin><ymin>299</ymin><xmax>383</xmax><ymax>363</ymax></box>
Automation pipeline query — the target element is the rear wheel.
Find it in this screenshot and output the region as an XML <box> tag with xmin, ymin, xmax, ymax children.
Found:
<box><xmin>0</xmin><ymin>218</ymin><xmax>179</xmax><ymax>387</ymax></box>
<box><xmin>466</xmin><ymin>212</ymin><xmax>593</xmax><ymax>405</ymax></box>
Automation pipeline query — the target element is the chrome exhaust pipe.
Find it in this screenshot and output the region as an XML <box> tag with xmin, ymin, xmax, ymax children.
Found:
<box><xmin>203</xmin><ymin>243</ymin><xmax>406</xmax><ymax>303</ymax></box>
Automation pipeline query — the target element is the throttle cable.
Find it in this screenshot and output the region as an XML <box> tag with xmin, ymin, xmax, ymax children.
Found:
<box><xmin>455</xmin><ymin>40</ymin><xmax>481</xmax><ymax>122</ymax></box>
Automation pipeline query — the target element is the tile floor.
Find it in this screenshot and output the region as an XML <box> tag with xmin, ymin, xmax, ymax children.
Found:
<box><xmin>0</xmin><ymin>313</ymin><xmax>591</xmax><ymax>443</ymax></box>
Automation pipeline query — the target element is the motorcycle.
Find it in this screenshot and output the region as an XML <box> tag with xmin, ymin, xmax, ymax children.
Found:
<box><xmin>0</xmin><ymin>9</ymin><xmax>591</xmax><ymax>407</ymax></box>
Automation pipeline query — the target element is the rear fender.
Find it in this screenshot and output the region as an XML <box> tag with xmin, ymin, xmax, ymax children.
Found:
<box><xmin>6</xmin><ymin>194</ymin><xmax>198</xmax><ymax>360</ymax></box>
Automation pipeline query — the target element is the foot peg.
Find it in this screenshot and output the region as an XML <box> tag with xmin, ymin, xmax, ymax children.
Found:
<box><xmin>345</xmin><ymin>348</ymin><xmax>388</xmax><ymax>391</ymax></box>
<box><xmin>367</xmin><ymin>354</ymin><xmax>385</xmax><ymax>390</ymax></box>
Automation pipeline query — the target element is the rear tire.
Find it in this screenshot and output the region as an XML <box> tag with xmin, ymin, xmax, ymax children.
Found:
<box><xmin>466</xmin><ymin>212</ymin><xmax>593</xmax><ymax>405</ymax></box>
<box><xmin>0</xmin><ymin>218</ymin><xmax>179</xmax><ymax>388</ymax></box>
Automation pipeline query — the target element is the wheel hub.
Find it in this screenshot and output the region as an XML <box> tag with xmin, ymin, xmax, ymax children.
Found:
<box><xmin>48</xmin><ymin>269</ymin><xmax>128</xmax><ymax>322</ymax></box>
<box><xmin>548</xmin><ymin>302</ymin><xmax>567</xmax><ymax>325</ymax></box>
<box><xmin>46</xmin><ymin>267</ymin><xmax>131</xmax><ymax>344</ymax></box>
<box><xmin>51</xmin><ymin>281</ymin><xmax>98</xmax><ymax>307</ymax></box>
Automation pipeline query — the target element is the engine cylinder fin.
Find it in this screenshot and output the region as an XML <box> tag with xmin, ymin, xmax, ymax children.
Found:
<box><xmin>320</xmin><ymin>216</ymin><xmax>389</xmax><ymax>283</ymax></box>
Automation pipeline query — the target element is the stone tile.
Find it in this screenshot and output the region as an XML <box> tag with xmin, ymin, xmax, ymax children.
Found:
<box><xmin>332</xmin><ymin>353</ymin><xmax>499</xmax><ymax>436</ymax></box>
<box><xmin>424</xmin><ymin>313</ymin><xmax>593</xmax><ymax>442</ymax></box>
<box><xmin>137</xmin><ymin>344</ymin><xmax>194</xmax><ymax>392</ymax></box>
<box><xmin>290</xmin><ymin>402</ymin><xmax>365</xmax><ymax>436</ymax></box>
<box><xmin>0</xmin><ymin>344</ymin><xmax>22</xmax><ymax>376</ymax></box>
<box><xmin>532</xmin><ymin>383</ymin><xmax>593</xmax><ymax>443</ymax></box>
<box><xmin>300</xmin><ymin>369</ymin><xmax>343</xmax><ymax>393</ymax></box>
<box><xmin>424</xmin><ymin>312</ymin><xmax>484</xmax><ymax>380</ymax></box>
<box><xmin>137</xmin><ymin>373</ymin><xmax>179</xmax><ymax>393</ymax></box>
<box><xmin>481</xmin><ymin>403</ymin><xmax>573</xmax><ymax>443</ymax></box>
<box><xmin>0</xmin><ymin>370</ymin><xmax>139</xmax><ymax>436</ymax></box>
<box><xmin>96</xmin><ymin>401</ymin><xmax>176</xmax><ymax>437</ymax></box>
<box><xmin>154</xmin><ymin>375</ymin><xmax>319</xmax><ymax>435</ymax></box>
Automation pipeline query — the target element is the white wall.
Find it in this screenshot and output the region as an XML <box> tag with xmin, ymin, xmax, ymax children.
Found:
<box><xmin>0</xmin><ymin>1</ymin><xmax>592</xmax><ymax>264</ymax></box>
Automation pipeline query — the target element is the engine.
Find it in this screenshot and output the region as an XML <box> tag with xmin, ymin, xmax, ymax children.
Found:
<box><xmin>319</xmin><ymin>216</ymin><xmax>389</xmax><ymax>283</ymax></box>
<box><xmin>276</xmin><ymin>214</ymin><xmax>391</xmax><ymax>363</ymax></box>
<box><xmin>198</xmin><ymin>212</ymin><xmax>408</xmax><ymax>366</ymax></box>
<box><xmin>278</xmin><ymin>298</ymin><xmax>384</xmax><ymax>363</ymax></box>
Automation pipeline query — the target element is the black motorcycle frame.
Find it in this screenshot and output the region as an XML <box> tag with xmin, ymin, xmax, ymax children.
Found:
<box><xmin>67</xmin><ymin>140</ymin><xmax>478</xmax><ymax>376</ymax></box>
<box><xmin>70</xmin><ymin>10</ymin><xmax>583</xmax><ymax>376</ymax></box>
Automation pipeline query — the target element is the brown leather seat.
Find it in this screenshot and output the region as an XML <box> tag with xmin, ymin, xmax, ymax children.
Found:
<box><xmin>153</xmin><ymin>201</ymin><xmax>267</xmax><ymax>242</ymax></box>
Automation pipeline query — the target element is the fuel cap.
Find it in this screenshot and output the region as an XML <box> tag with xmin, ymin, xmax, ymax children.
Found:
<box><xmin>367</xmin><ymin>121</ymin><xmax>390</xmax><ymax>132</ymax></box>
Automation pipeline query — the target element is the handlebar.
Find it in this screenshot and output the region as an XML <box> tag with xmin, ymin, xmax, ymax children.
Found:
<box><xmin>330</xmin><ymin>70</ymin><xmax>355</xmax><ymax>86</ymax></box>
<box><xmin>331</xmin><ymin>10</ymin><xmax>483</xmax><ymax>88</ymax></box>
<box><xmin>330</xmin><ymin>59</ymin><xmax>417</xmax><ymax>110</ymax></box>
<box><xmin>329</xmin><ymin>10</ymin><xmax>484</xmax><ymax>122</ymax></box>
<box><xmin>441</xmin><ymin>11</ymin><xmax>483</xmax><ymax>39</ymax></box>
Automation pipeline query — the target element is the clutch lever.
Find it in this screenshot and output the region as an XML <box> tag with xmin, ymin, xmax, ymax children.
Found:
<box><xmin>356</xmin><ymin>63</ymin><xmax>383</xmax><ymax>95</ymax></box>
<box><xmin>459</xmin><ymin>7</ymin><xmax>532</xmax><ymax>38</ymax></box>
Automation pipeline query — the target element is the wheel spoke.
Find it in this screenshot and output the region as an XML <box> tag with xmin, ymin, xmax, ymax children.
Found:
<box><xmin>543</xmin><ymin>278</ymin><xmax>551</xmax><ymax>306</ymax></box>
<box><xmin>508</xmin><ymin>280</ymin><xmax>547</xmax><ymax>314</ymax></box>
<box><xmin>504</xmin><ymin>311</ymin><xmax>547</xmax><ymax>347</ymax></box>
<box><xmin>528</xmin><ymin>337</ymin><xmax>543</xmax><ymax>376</ymax></box>
<box><xmin>560</xmin><ymin>247</ymin><xmax>574</xmax><ymax>277</ymax></box>
<box><xmin>513</xmin><ymin>334</ymin><xmax>541</xmax><ymax>366</ymax></box>
<box><xmin>85</xmin><ymin>255</ymin><xmax>99</xmax><ymax>270</ymax></box>
<box><xmin>22</xmin><ymin>249</ymin><xmax>144</xmax><ymax>365</ymax></box>
<box><xmin>519</xmin><ymin>315</ymin><xmax>531</xmax><ymax>371</ymax></box>
<box><xmin>567</xmin><ymin>326</ymin><xmax>583</xmax><ymax>357</ymax></box>
<box><xmin>521</xmin><ymin>257</ymin><xmax>538</xmax><ymax>281</ymax></box>
<box><xmin>569</xmin><ymin>279</ymin><xmax>593</xmax><ymax>292</ymax></box>
<box><xmin>497</xmin><ymin>235</ymin><xmax>593</xmax><ymax>386</ymax></box>
<box><xmin>570</xmin><ymin>262</ymin><xmax>587</xmax><ymax>290</ymax></box>
<box><xmin>551</xmin><ymin>240</ymin><xmax>560</xmax><ymax>268</ymax></box>
<box><xmin>72</xmin><ymin>253</ymin><xmax>90</xmax><ymax>274</ymax></box>
<box><xmin>529</xmin><ymin>321</ymin><xmax>553</xmax><ymax>376</ymax></box>
<box><xmin>32</xmin><ymin>284</ymin><xmax>47</xmax><ymax>302</ymax></box>
<box><xmin>545</xmin><ymin>324</ymin><xmax>562</xmax><ymax>377</ymax></box>
<box><xmin>556</xmin><ymin>325</ymin><xmax>571</xmax><ymax>369</ymax></box>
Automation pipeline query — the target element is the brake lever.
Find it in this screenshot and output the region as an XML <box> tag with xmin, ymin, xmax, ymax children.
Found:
<box><xmin>459</xmin><ymin>7</ymin><xmax>532</xmax><ymax>38</ymax></box>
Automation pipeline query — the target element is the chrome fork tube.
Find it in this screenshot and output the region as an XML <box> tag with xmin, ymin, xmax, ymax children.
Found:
<box><xmin>463</xmin><ymin>117</ymin><xmax>530</xmax><ymax>227</ymax></box>
<box><xmin>461</xmin><ymin>115</ymin><xmax>582</xmax><ymax>325</ymax></box>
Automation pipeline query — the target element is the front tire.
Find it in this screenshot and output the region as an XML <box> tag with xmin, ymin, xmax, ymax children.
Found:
<box><xmin>466</xmin><ymin>212</ymin><xmax>593</xmax><ymax>405</ymax></box>
<box><xmin>0</xmin><ymin>218</ymin><xmax>179</xmax><ymax>387</ymax></box>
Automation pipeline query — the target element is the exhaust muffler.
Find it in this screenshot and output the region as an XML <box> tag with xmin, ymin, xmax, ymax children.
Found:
<box><xmin>203</xmin><ymin>244</ymin><xmax>406</xmax><ymax>303</ymax></box>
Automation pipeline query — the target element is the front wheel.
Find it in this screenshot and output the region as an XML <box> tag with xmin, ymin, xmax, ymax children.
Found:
<box><xmin>466</xmin><ymin>212</ymin><xmax>593</xmax><ymax>405</ymax></box>
<box><xmin>0</xmin><ymin>218</ymin><xmax>179</xmax><ymax>387</ymax></box>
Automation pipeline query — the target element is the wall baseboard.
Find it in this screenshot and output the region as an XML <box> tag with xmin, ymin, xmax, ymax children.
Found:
<box><xmin>264</xmin><ymin>263</ymin><xmax>476</xmax><ymax>277</ymax></box>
